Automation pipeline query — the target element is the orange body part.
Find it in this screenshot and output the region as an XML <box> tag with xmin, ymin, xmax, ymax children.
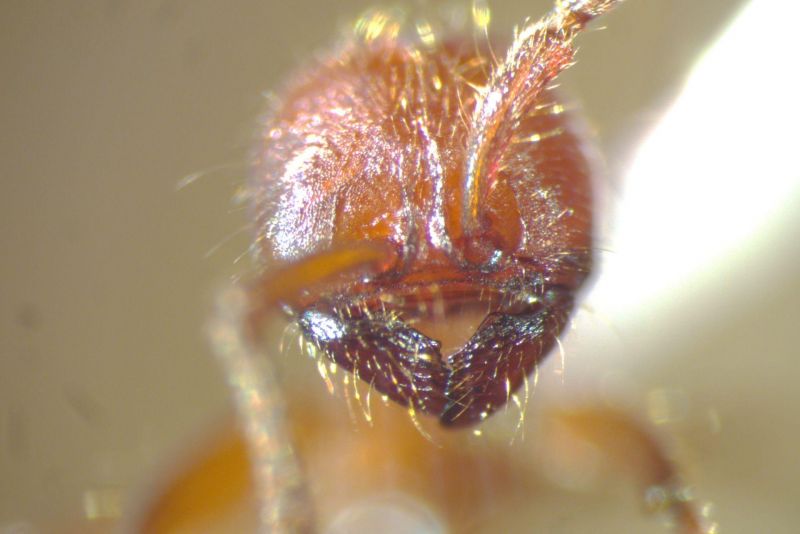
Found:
<box><xmin>140</xmin><ymin>2</ymin><xmax>708</xmax><ymax>532</ymax></box>
<box><xmin>248</xmin><ymin>5</ymin><xmax>600</xmax><ymax>426</ymax></box>
<box><xmin>139</xmin><ymin>405</ymin><xmax>704</xmax><ymax>533</ymax></box>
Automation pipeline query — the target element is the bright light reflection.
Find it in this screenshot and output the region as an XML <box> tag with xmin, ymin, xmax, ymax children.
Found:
<box><xmin>587</xmin><ymin>0</ymin><xmax>800</xmax><ymax>322</ymax></box>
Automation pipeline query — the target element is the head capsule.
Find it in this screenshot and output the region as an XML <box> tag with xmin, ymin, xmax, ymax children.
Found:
<box><xmin>249</xmin><ymin>4</ymin><xmax>601</xmax><ymax>425</ymax></box>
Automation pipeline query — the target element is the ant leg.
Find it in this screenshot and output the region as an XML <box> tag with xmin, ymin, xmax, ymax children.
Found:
<box><xmin>545</xmin><ymin>406</ymin><xmax>709</xmax><ymax>534</ymax></box>
<box><xmin>209</xmin><ymin>243</ymin><xmax>395</xmax><ymax>534</ymax></box>
<box><xmin>133</xmin><ymin>419</ymin><xmax>253</xmax><ymax>533</ymax></box>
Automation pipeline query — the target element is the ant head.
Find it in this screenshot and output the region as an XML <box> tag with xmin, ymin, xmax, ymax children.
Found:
<box><xmin>246</xmin><ymin>1</ymin><xmax>611</xmax><ymax>425</ymax></box>
<box><xmin>250</xmin><ymin>14</ymin><xmax>593</xmax><ymax>289</ymax></box>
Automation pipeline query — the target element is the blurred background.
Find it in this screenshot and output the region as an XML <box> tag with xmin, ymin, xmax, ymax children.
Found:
<box><xmin>2</xmin><ymin>0</ymin><xmax>798</xmax><ymax>532</ymax></box>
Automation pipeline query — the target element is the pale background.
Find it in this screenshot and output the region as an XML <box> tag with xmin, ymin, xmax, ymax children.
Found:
<box><xmin>2</xmin><ymin>0</ymin><xmax>798</xmax><ymax>532</ymax></box>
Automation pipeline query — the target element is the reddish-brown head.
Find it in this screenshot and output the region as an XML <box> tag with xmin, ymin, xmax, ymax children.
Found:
<box><xmin>250</xmin><ymin>2</ymin><xmax>616</xmax><ymax>426</ymax></box>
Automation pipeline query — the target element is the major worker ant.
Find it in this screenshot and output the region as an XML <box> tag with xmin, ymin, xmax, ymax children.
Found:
<box><xmin>141</xmin><ymin>1</ymin><xmax>713</xmax><ymax>532</ymax></box>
